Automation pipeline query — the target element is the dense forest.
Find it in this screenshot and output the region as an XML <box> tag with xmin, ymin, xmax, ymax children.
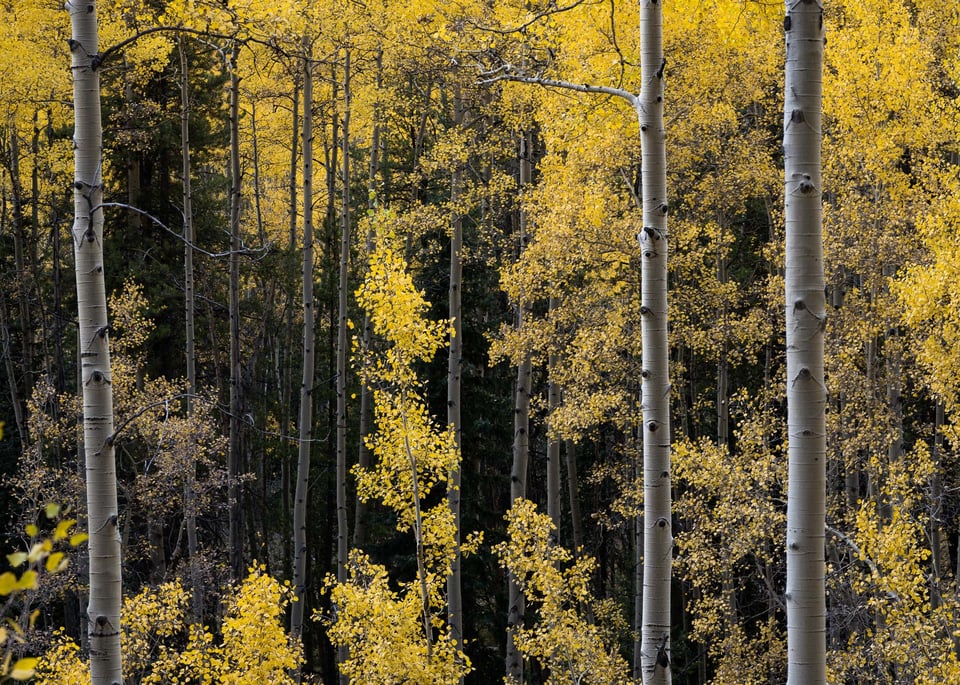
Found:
<box><xmin>2</xmin><ymin>0</ymin><xmax>960</xmax><ymax>682</ymax></box>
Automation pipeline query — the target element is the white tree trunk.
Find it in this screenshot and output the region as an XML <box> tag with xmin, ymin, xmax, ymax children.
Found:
<box><xmin>67</xmin><ymin>1</ymin><xmax>123</xmax><ymax>681</ymax></box>
<box><xmin>783</xmin><ymin>1</ymin><xmax>826</xmax><ymax>683</ymax></box>
<box><xmin>178</xmin><ymin>35</ymin><xmax>203</xmax><ymax>624</ymax></box>
<box><xmin>291</xmin><ymin>43</ymin><xmax>315</xmax><ymax>645</ymax></box>
<box><xmin>637</xmin><ymin>0</ymin><xmax>672</xmax><ymax>682</ymax></box>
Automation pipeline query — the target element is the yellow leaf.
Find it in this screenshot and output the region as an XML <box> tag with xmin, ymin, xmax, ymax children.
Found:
<box><xmin>6</xmin><ymin>552</ymin><xmax>27</xmax><ymax>568</ymax></box>
<box><xmin>0</xmin><ymin>573</ymin><xmax>17</xmax><ymax>596</ymax></box>
<box><xmin>0</xmin><ymin>421</ymin><xmax>4</xmax><ymax>440</ymax></box>
<box><xmin>10</xmin><ymin>657</ymin><xmax>38</xmax><ymax>680</ymax></box>
<box><xmin>28</xmin><ymin>610</ymin><xmax>39</xmax><ymax>630</ymax></box>
<box><xmin>44</xmin><ymin>503</ymin><xmax>61</xmax><ymax>519</ymax></box>
<box><xmin>24</xmin><ymin>524</ymin><xmax>38</xmax><ymax>538</ymax></box>
<box><xmin>27</xmin><ymin>541</ymin><xmax>50</xmax><ymax>563</ymax></box>
<box><xmin>70</xmin><ymin>532</ymin><xmax>89</xmax><ymax>547</ymax></box>
<box><xmin>45</xmin><ymin>552</ymin><xmax>66</xmax><ymax>573</ymax></box>
<box><xmin>16</xmin><ymin>571</ymin><xmax>37</xmax><ymax>591</ymax></box>
<box><xmin>54</xmin><ymin>519</ymin><xmax>76</xmax><ymax>542</ymax></box>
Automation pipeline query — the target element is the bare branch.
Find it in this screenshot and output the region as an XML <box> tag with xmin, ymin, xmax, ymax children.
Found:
<box><xmin>464</xmin><ymin>0</ymin><xmax>594</xmax><ymax>36</ymax></box>
<box><xmin>479</xmin><ymin>66</ymin><xmax>637</xmax><ymax>107</ymax></box>
<box><xmin>825</xmin><ymin>523</ymin><xmax>900</xmax><ymax>602</ymax></box>
<box><xmin>93</xmin><ymin>202</ymin><xmax>272</xmax><ymax>259</ymax></box>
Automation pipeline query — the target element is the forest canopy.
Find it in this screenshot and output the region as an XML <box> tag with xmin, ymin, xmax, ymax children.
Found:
<box><xmin>2</xmin><ymin>0</ymin><xmax>960</xmax><ymax>683</ymax></box>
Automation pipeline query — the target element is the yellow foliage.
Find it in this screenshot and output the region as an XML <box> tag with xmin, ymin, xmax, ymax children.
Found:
<box><xmin>326</xmin><ymin>552</ymin><xmax>470</xmax><ymax>685</ymax></box>
<box><xmin>326</xmin><ymin>209</ymin><xmax>472</xmax><ymax>683</ymax></box>
<box><xmin>496</xmin><ymin>499</ymin><xmax>632</xmax><ymax>685</ymax></box>
<box><xmin>34</xmin><ymin>566</ymin><xmax>300</xmax><ymax>684</ymax></box>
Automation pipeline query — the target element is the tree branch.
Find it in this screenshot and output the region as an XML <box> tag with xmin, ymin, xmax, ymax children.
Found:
<box><xmin>478</xmin><ymin>65</ymin><xmax>637</xmax><ymax>107</ymax></box>
<box><xmin>93</xmin><ymin>202</ymin><xmax>271</xmax><ymax>258</ymax></box>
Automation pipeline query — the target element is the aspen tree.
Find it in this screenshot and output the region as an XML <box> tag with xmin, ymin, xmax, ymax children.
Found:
<box><xmin>447</xmin><ymin>86</ymin><xmax>465</xmax><ymax>675</ymax></box>
<box><xmin>227</xmin><ymin>45</ymin><xmax>244</xmax><ymax>582</ymax></box>
<box><xmin>482</xmin><ymin>3</ymin><xmax>673</xmax><ymax>678</ymax></box>
<box><xmin>783</xmin><ymin>0</ymin><xmax>826</xmax><ymax>682</ymax></box>
<box><xmin>290</xmin><ymin>37</ymin><xmax>315</xmax><ymax>645</ymax></box>
<box><xmin>66</xmin><ymin>0</ymin><xmax>123</xmax><ymax>681</ymax></box>
<box><xmin>637</xmin><ymin>1</ymin><xmax>672</xmax><ymax>681</ymax></box>
<box><xmin>177</xmin><ymin>35</ymin><xmax>202</xmax><ymax>623</ymax></box>
<box><xmin>326</xmin><ymin>211</ymin><xmax>471</xmax><ymax>684</ymax></box>
<box><xmin>352</xmin><ymin>48</ymin><xmax>383</xmax><ymax>550</ymax></box>
<box><xmin>506</xmin><ymin>129</ymin><xmax>534</xmax><ymax>684</ymax></box>
<box><xmin>336</xmin><ymin>42</ymin><xmax>352</xmax><ymax>685</ymax></box>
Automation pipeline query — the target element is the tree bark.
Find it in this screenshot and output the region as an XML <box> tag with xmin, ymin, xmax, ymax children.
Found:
<box><xmin>354</xmin><ymin>50</ymin><xmax>382</xmax><ymax>549</ymax></box>
<box><xmin>291</xmin><ymin>42</ymin><xmax>316</xmax><ymax>647</ymax></box>
<box><xmin>67</xmin><ymin>2</ymin><xmax>123</xmax><ymax>681</ymax></box>
<box><xmin>9</xmin><ymin>126</ymin><xmax>36</xmax><ymax>415</ymax></box>
<box><xmin>281</xmin><ymin>80</ymin><xmax>299</xmax><ymax>584</ymax></box>
<box><xmin>546</xmin><ymin>299</ymin><xmax>561</xmax><ymax>533</ymax></box>
<box><xmin>783</xmin><ymin>1</ymin><xmax>826</xmax><ymax>682</ymax></box>
<box><xmin>637</xmin><ymin>1</ymin><xmax>672</xmax><ymax>681</ymax></box>
<box><xmin>178</xmin><ymin>35</ymin><xmax>203</xmax><ymax>623</ymax></box>
<box><xmin>446</xmin><ymin>86</ymin><xmax>466</xmax><ymax>675</ymax></box>
<box><xmin>505</xmin><ymin>129</ymin><xmax>533</xmax><ymax>684</ymax></box>
<box><xmin>227</xmin><ymin>47</ymin><xmax>244</xmax><ymax>582</ymax></box>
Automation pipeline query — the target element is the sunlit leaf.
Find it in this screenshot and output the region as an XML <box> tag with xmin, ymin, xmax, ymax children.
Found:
<box><xmin>54</xmin><ymin>519</ymin><xmax>77</xmax><ymax>542</ymax></box>
<box><xmin>6</xmin><ymin>552</ymin><xmax>27</xmax><ymax>568</ymax></box>
<box><xmin>10</xmin><ymin>657</ymin><xmax>38</xmax><ymax>680</ymax></box>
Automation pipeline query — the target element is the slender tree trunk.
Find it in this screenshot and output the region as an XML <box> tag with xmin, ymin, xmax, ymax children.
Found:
<box><xmin>564</xmin><ymin>440</ymin><xmax>585</xmax><ymax>555</ymax></box>
<box><xmin>637</xmin><ymin>1</ymin><xmax>672</xmax><ymax>681</ymax></box>
<box><xmin>178</xmin><ymin>36</ymin><xmax>203</xmax><ymax>623</ymax></box>
<box><xmin>9</xmin><ymin>127</ymin><xmax>36</xmax><ymax>409</ymax></box>
<box><xmin>633</xmin><ymin>433</ymin><xmax>643</xmax><ymax>681</ymax></box>
<box><xmin>336</xmin><ymin>47</ymin><xmax>351</xmax><ymax>586</ymax></box>
<box><xmin>335</xmin><ymin>47</ymin><xmax>353</xmax><ymax>685</ymax></box>
<box><xmin>930</xmin><ymin>400</ymin><xmax>946</xmax><ymax>611</ymax></box>
<box><xmin>281</xmin><ymin>80</ymin><xmax>299</xmax><ymax>583</ymax></box>
<box><xmin>67</xmin><ymin>2</ymin><xmax>122</xmax><ymax>681</ymax></box>
<box><xmin>783</xmin><ymin>1</ymin><xmax>826</xmax><ymax>682</ymax></box>
<box><xmin>717</xmin><ymin>234</ymin><xmax>729</xmax><ymax>448</ymax></box>
<box><xmin>227</xmin><ymin>47</ymin><xmax>244</xmax><ymax>582</ymax></box>
<box><xmin>505</xmin><ymin>129</ymin><xmax>533</xmax><ymax>684</ymax></box>
<box><xmin>546</xmin><ymin>297</ymin><xmax>561</xmax><ymax>533</ymax></box>
<box><xmin>0</xmin><ymin>291</ymin><xmax>26</xmax><ymax>446</ymax></box>
<box><xmin>291</xmin><ymin>43</ymin><xmax>316</xmax><ymax>648</ymax></box>
<box><xmin>354</xmin><ymin>50</ymin><xmax>382</xmax><ymax>549</ymax></box>
<box><xmin>446</xmin><ymin>87</ymin><xmax>466</xmax><ymax>672</ymax></box>
<box><xmin>546</xmin><ymin>391</ymin><xmax>561</xmax><ymax>532</ymax></box>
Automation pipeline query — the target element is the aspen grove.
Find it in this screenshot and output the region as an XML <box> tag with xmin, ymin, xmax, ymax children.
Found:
<box><xmin>2</xmin><ymin>0</ymin><xmax>960</xmax><ymax>683</ymax></box>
